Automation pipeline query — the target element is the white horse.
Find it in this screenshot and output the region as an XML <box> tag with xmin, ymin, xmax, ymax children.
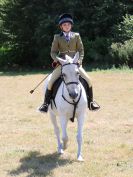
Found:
<box><xmin>43</xmin><ymin>53</ymin><xmax>87</xmax><ymax>161</ymax></box>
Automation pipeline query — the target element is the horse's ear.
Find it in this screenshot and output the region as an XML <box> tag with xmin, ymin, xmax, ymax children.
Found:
<box><xmin>73</xmin><ymin>52</ymin><xmax>79</xmax><ymax>63</ymax></box>
<box><xmin>56</xmin><ymin>57</ymin><xmax>66</xmax><ymax>65</ymax></box>
<box><xmin>65</xmin><ymin>55</ymin><xmax>73</xmax><ymax>63</ymax></box>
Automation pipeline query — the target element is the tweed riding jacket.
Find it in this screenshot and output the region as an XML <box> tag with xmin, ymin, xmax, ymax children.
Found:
<box><xmin>50</xmin><ymin>32</ymin><xmax>84</xmax><ymax>63</ymax></box>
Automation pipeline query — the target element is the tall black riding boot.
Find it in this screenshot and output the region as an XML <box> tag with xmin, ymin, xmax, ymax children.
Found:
<box><xmin>88</xmin><ymin>86</ymin><xmax>100</xmax><ymax>111</ymax></box>
<box><xmin>39</xmin><ymin>89</ymin><xmax>52</xmax><ymax>113</ymax></box>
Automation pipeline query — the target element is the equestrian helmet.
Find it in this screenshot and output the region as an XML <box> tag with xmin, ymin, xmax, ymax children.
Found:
<box><xmin>58</xmin><ymin>13</ymin><xmax>73</xmax><ymax>25</ymax></box>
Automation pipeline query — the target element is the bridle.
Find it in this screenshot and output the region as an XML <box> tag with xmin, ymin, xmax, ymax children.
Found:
<box><xmin>61</xmin><ymin>63</ymin><xmax>82</xmax><ymax>122</ymax></box>
<box><xmin>61</xmin><ymin>63</ymin><xmax>80</xmax><ymax>86</ymax></box>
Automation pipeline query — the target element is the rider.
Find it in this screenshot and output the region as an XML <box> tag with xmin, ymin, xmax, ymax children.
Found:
<box><xmin>39</xmin><ymin>13</ymin><xmax>100</xmax><ymax>112</ymax></box>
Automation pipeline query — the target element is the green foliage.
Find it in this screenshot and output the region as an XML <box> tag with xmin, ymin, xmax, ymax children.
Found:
<box><xmin>74</xmin><ymin>0</ymin><xmax>126</xmax><ymax>39</ymax></box>
<box><xmin>113</xmin><ymin>14</ymin><xmax>133</xmax><ymax>42</ymax></box>
<box><xmin>1</xmin><ymin>0</ymin><xmax>47</xmax><ymax>66</ymax></box>
<box><xmin>0</xmin><ymin>0</ymin><xmax>133</xmax><ymax>68</ymax></box>
<box><xmin>0</xmin><ymin>47</ymin><xmax>12</xmax><ymax>67</ymax></box>
<box><xmin>83</xmin><ymin>37</ymin><xmax>112</xmax><ymax>64</ymax></box>
<box><xmin>110</xmin><ymin>39</ymin><xmax>133</xmax><ymax>67</ymax></box>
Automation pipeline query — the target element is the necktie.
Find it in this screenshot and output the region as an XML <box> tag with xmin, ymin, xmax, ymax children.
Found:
<box><xmin>65</xmin><ymin>34</ymin><xmax>70</xmax><ymax>42</ymax></box>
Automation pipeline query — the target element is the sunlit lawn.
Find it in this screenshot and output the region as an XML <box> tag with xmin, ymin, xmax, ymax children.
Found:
<box><xmin>0</xmin><ymin>69</ymin><xmax>133</xmax><ymax>177</ymax></box>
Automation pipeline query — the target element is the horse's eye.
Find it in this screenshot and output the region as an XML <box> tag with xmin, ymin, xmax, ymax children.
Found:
<box><xmin>76</xmin><ymin>72</ymin><xmax>80</xmax><ymax>75</ymax></box>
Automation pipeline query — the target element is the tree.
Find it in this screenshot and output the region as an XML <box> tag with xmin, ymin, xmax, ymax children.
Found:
<box><xmin>0</xmin><ymin>0</ymin><xmax>132</xmax><ymax>68</ymax></box>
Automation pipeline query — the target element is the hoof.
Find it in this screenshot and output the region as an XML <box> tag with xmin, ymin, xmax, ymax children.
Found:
<box><xmin>58</xmin><ymin>145</ymin><xmax>64</xmax><ymax>154</ymax></box>
<box><xmin>58</xmin><ymin>149</ymin><xmax>64</xmax><ymax>155</ymax></box>
<box><xmin>77</xmin><ymin>155</ymin><xmax>84</xmax><ymax>162</ymax></box>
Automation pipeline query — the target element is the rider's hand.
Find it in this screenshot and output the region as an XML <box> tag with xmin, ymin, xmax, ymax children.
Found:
<box><xmin>52</xmin><ymin>61</ymin><xmax>60</xmax><ymax>68</ymax></box>
<box><xmin>52</xmin><ymin>61</ymin><xmax>57</xmax><ymax>68</ymax></box>
<box><xmin>78</xmin><ymin>60</ymin><xmax>82</xmax><ymax>66</ymax></box>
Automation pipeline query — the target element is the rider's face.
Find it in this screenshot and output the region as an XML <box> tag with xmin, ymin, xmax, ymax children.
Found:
<box><xmin>60</xmin><ymin>22</ymin><xmax>72</xmax><ymax>33</ymax></box>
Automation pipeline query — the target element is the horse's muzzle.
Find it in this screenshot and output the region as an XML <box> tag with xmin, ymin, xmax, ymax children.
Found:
<box><xmin>69</xmin><ymin>91</ymin><xmax>78</xmax><ymax>99</ymax></box>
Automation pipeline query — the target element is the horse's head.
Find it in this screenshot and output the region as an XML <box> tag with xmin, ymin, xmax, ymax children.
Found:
<box><xmin>56</xmin><ymin>52</ymin><xmax>80</xmax><ymax>100</ymax></box>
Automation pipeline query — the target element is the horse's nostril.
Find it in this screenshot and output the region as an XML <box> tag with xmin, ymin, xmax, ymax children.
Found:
<box><xmin>69</xmin><ymin>93</ymin><xmax>72</xmax><ymax>97</ymax></box>
<box><xmin>69</xmin><ymin>92</ymin><xmax>78</xmax><ymax>99</ymax></box>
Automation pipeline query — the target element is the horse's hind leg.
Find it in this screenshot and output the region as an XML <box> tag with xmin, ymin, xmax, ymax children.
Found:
<box><xmin>49</xmin><ymin>111</ymin><xmax>64</xmax><ymax>154</ymax></box>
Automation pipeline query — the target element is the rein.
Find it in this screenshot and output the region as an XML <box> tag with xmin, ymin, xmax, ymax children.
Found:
<box><xmin>61</xmin><ymin>63</ymin><xmax>82</xmax><ymax>122</ymax></box>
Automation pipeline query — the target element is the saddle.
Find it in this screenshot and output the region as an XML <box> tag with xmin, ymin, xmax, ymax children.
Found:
<box><xmin>50</xmin><ymin>76</ymin><xmax>89</xmax><ymax>109</ymax></box>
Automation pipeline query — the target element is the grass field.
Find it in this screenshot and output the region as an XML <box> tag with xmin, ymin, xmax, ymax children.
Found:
<box><xmin>0</xmin><ymin>69</ymin><xmax>133</xmax><ymax>177</ymax></box>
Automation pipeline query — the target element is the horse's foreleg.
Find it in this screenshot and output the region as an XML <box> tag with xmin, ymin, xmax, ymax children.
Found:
<box><xmin>49</xmin><ymin>112</ymin><xmax>63</xmax><ymax>154</ymax></box>
<box><xmin>77</xmin><ymin>113</ymin><xmax>85</xmax><ymax>161</ymax></box>
<box><xmin>60</xmin><ymin>116</ymin><xmax>68</xmax><ymax>150</ymax></box>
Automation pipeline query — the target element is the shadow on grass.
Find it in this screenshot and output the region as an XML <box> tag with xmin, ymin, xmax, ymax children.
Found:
<box><xmin>9</xmin><ymin>151</ymin><xmax>74</xmax><ymax>177</ymax></box>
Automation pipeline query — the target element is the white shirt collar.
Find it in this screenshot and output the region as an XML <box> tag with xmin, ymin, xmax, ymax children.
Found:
<box><xmin>63</xmin><ymin>31</ymin><xmax>71</xmax><ymax>37</ymax></box>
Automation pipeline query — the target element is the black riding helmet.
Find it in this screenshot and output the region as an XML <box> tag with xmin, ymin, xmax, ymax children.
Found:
<box><xmin>58</xmin><ymin>13</ymin><xmax>74</xmax><ymax>25</ymax></box>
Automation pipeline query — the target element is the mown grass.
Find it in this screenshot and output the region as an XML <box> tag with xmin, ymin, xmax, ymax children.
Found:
<box><xmin>0</xmin><ymin>69</ymin><xmax>133</xmax><ymax>177</ymax></box>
